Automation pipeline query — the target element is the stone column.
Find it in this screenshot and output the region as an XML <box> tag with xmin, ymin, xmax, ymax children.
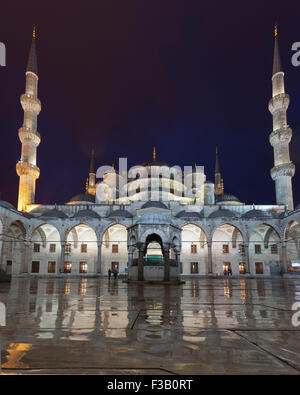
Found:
<box><xmin>176</xmin><ymin>251</ymin><xmax>181</xmax><ymax>275</ymax></box>
<box><xmin>137</xmin><ymin>245</ymin><xmax>144</xmax><ymax>281</ymax></box>
<box><xmin>207</xmin><ymin>241</ymin><xmax>212</xmax><ymax>274</ymax></box>
<box><xmin>0</xmin><ymin>232</ymin><xmax>4</xmax><ymax>268</ymax></box>
<box><xmin>175</xmin><ymin>250</ymin><xmax>181</xmax><ymax>279</ymax></box>
<box><xmin>60</xmin><ymin>241</ymin><xmax>66</xmax><ymax>273</ymax></box>
<box><xmin>128</xmin><ymin>250</ymin><xmax>133</xmax><ymax>267</ymax></box>
<box><xmin>164</xmin><ymin>246</ymin><xmax>170</xmax><ymax>282</ymax></box>
<box><xmin>97</xmin><ymin>241</ymin><xmax>102</xmax><ymax>274</ymax></box>
<box><xmin>281</xmin><ymin>242</ymin><xmax>288</xmax><ymax>273</ymax></box>
<box><xmin>244</xmin><ymin>243</ymin><xmax>250</xmax><ymax>274</ymax></box>
<box><xmin>23</xmin><ymin>241</ymin><xmax>31</xmax><ymax>273</ymax></box>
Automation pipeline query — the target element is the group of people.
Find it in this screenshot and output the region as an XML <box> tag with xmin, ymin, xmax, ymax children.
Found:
<box><xmin>223</xmin><ymin>267</ymin><xmax>232</xmax><ymax>276</ymax></box>
<box><xmin>108</xmin><ymin>268</ymin><xmax>118</xmax><ymax>280</ymax></box>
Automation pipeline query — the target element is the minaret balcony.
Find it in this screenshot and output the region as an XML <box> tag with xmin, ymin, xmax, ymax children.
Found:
<box><xmin>268</xmin><ymin>93</ymin><xmax>289</xmax><ymax>114</ymax></box>
<box><xmin>270</xmin><ymin>162</ymin><xmax>295</xmax><ymax>180</ymax></box>
<box><xmin>20</xmin><ymin>93</ymin><xmax>41</xmax><ymax>114</ymax></box>
<box><xmin>18</xmin><ymin>127</ymin><xmax>41</xmax><ymax>146</ymax></box>
<box><xmin>16</xmin><ymin>161</ymin><xmax>40</xmax><ymax>179</ymax></box>
<box><xmin>269</xmin><ymin>127</ymin><xmax>292</xmax><ymax>147</ymax></box>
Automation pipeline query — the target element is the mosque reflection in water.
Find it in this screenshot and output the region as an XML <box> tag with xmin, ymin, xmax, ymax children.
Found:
<box><xmin>0</xmin><ymin>277</ymin><xmax>300</xmax><ymax>373</ymax></box>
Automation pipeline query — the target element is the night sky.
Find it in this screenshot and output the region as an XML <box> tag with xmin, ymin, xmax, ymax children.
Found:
<box><xmin>0</xmin><ymin>0</ymin><xmax>299</xmax><ymax>207</ymax></box>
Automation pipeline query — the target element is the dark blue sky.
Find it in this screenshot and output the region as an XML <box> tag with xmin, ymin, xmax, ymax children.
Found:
<box><xmin>0</xmin><ymin>0</ymin><xmax>299</xmax><ymax>207</ymax></box>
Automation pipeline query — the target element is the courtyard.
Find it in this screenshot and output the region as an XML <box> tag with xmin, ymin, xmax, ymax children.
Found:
<box><xmin>0</xmin><ymin>277</ymin><xmax>300</xmax><ymax>375</ymax></box>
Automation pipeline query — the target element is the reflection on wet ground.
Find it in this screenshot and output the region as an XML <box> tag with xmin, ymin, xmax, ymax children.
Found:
<box><xmin>0</xmin><ymin>277</ymin><xmax>300</xmax><ymax>374</ymax></box>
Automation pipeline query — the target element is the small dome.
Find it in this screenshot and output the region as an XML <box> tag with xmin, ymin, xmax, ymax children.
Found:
<box><xmin>0</xmin><ymin>200</ymin><xmax>15</xmax><ymax>210</ymax></box>
<box><xmin>40</xmin><ymin>209</ymin><xmax>68</xmax><ymax>219</ymax></box>
<box><xmin>242</xmin><ymin>209</ymin><xmax>271</xmax><ymax>219</ymax></box>
<box><xmin>108</xmin><ymin>209</ymin><xmax>133</xmax><ymax>218</ymax></box>
<box><xmin>141</xmin><ymin>201</ymin><xmax>168</xmax><ymax>210</ymax></box>
<box><xmin>215</xmin><ymin>194</ymin><xmax>240</xmax><ymax>203</ymax></box>
<box><xmin>176</xmin><ymin>210</ymin><xmax>203</xmax><ymax>219</ymax></box>
<box><xmin>209</xmin><ymin>209</ymin><xmax>236</xmax><ymax>218</ymax></box>
<box><xmin>205</xmin><ymin>180</ymin><xmax>214</xmax><ymax>185</ymax></box>
<box><xmin>137</xmin><ymin>212</ymin><xmax>171</xmax><ymax>224</ymax></box>
<box><xmin>73</xmin><ymin>209</ymin><xmax>100</xmax><ymax>219</ymax></box>
<box><xmin>69</xmin><ymin>193</ymin><xmax>95</xmax><ymax>203</ymax></box>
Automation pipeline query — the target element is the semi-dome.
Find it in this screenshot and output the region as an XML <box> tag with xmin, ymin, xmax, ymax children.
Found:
<box><xmin>215</xmin><ymin>194</ymin><xmax>240</xmax><ymax>203</ymax></box>
<box><xmin>209</xmin><ymin>209</ymin><xmax>236</xmax><ymax>218</ymax></box>
<box><xmin>141</xmin><ymin>201</ymin><xmax>168</xmax><ymax>210</ymax></box>
<box><xmin>176</xmin><ymin>210</ymin><xmax>203</xmax><ymax>219</ymax></box>
<box><xmin>73</xmin><ymin>209</ymin><xmax>100</xmax><ymax>219</ymax></box>
<box><xmin>69</xmin><ymin>193</ymin><xmax>95</xmax><ymax>203</ymax></box>
<box><xmin>40</xmin><ymin>209</ymin><xmax>68</xmax><ymax>219</ymax></box>
<box><xmin>137</xmin><ymin>212</ymin><xmax>171</xmax><ymax>224</ymax></box>
<box><xmin>0</xmin><ymin>200</ymin><xmax>15</xmax><ymax>210</ymax></box>
<box><xmin>108</xmin><ymin>209</ymin><xmax>133</xmax><ymax>218</ymax></box>
<box><xmin>242</xmin><ymin>209</ymin><xmax>271</xmax><ymax>219</ymax></box>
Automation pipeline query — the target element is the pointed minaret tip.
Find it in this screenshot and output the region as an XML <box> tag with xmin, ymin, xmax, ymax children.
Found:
<box><xmin>27</xmin><ymin>25</ymin><xmax>38</xmax><ymax>75</ymax></box>
<box><xmin>153</xmin><ymin>146</ymin><xmax>156</xmax><ymax>161</ymax></box>
<box><xmin>272</xmin><ymin>24</ymin><xmax>283</xmax><ymax>76</ymax></box>
<box><xmin>89</xmin><ymin>148</ymin><xmax>95</xmax><ymax>174</ymax></box>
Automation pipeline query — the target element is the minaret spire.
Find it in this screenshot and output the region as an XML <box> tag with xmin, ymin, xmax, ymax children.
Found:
<box><xmin>214</xmin><ymin>146</ymin><xmax>224</xmax><ymax>195</ymax></box>
<box><xmin>153</xmin><ymin>146</ymin><xmax>156</xmax><ymax>161</ymax></box>
<box><xmin>87</xmin><ymin>148</ymin><xmax>96</xmax><ymax>196</ymax></box>
<box><xmin>16</xmin><ymin>27</ymin><xmax>41</xmax><ymax>211</ymax></box>
<box><xmin>269</xmin><ymin>26</ymin><xmax>295</xmax><ymax>210</ymax></box>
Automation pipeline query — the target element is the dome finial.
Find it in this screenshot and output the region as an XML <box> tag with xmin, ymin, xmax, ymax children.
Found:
<box><xmin>274</xmin><ymin>24</ymin><xmax>278</xmax><ymax>37</ymax></box>
<box><xmin>153</xmin><ymin>146</ymin><xmax>156</xmax><ymax>161</ymax></box>
<box><xmin>33</xmin><ymin>25</ymin><xmax>36</xmax><ymax>39</ymax></box>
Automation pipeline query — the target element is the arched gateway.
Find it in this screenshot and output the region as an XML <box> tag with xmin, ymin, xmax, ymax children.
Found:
<box><xmin>127</xmin><ymin>212</ymin><xmax>181</xmax><ymax>282</ymax></box>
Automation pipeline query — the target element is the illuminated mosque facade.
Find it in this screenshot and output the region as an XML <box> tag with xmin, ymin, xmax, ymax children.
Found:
<box><xmin>1</xmin><ymin>27</ymin><xmax>300</xmax><ymax>280</ymax></box>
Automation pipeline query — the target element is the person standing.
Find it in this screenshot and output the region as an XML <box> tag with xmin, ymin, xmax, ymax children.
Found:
<box><xmin>108</xmin><ymin>268</ymin><xmax>111</xmax><ymax>280</ymax></box>
<box><xmin>113</xmin><ymin>269</ymin><xmax>118</xmax><ymax>280</ymax></box>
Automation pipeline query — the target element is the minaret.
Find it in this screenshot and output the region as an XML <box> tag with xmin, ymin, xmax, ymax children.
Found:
<box><xmin>16</xmin><ymin>26</ymin><xmax>41</xmax><ymax>212</ymax></box>
<box><xmin>269</xmin><ymin>26</ymin><xmax>295</xmax><ymax>210</ymax></box>
<box><xmin>214</xmin><ymin>146</ymin><xmax>224</xmax><ymax>195</ymax></box>
<box><xmin>87</xmin><ymin>148</ymin><xmax>96</xmax><ymax>196</ymax></box>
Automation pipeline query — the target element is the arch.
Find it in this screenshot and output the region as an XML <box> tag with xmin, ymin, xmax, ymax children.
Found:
<box><xmin>100</xmin><ymin>223</ymin><xmax>128</xmax><ymax>275</ymax></box>
<box><xmin>211</xmin><ymin>223</ymin><xmax>245</xmax><ymax>276</ymax></box>
<box><xmin>139</xmin><ymin>228</ymin><xmax>169</xmax><ymax>245</ymax></box>
<box><xmin>64</xmin><ymin>223</ymin><xmax>98</xmax><ymax>274</ymax></box>
<box><xmin>249</xmin><ymin>223</ymin><xmax>281</xmax><ymax>276</ymax></box>
<box><xmin>37</xmin><ymin>227</ymin><xmax>47</xmax><ymax>248</ymax></box>
<box><xmin>211</xmin><ymin>222</ymin><xmax>245</xmax><ymax>242</ymax></box>
<box><xmin>284</xmin><ymin>220</ymin><xmax>300</xmax><ymax>272</ymax></box>
<box><xmin>30</xmin><ymin>223</ymin><xmax>62</xmax><ymax>275</ymax></box>
<box><xmin>264</xmin><ymin>227</ymin><xmax>279</xmax><ymax>248</ymax></box>
<box><xmin>181</xmin><ymin>223</ymin><xmax>208</xmax><ymax>275</ymax></box>
<box><xmin>2</xmin><ymin>220</ymin><xmax>27</xmax><ymax>275</ymax></box>
<box><xmin>232</xmin><ymin>227</ymin><xmax>239</xmax><ymax>248</ymax></box>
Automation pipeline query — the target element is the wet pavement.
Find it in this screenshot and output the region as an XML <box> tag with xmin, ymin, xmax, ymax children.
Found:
<box><xmin>0</xmin><ymin>277</ymin><xmax>300</xmax><ymax>374</ymax></box>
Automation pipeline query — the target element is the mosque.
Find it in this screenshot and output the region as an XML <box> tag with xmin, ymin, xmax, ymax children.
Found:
<box><xmin>0</xmin><ymin>27</ymin><xmax>300</xmax><ymax>281</ymax></box>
